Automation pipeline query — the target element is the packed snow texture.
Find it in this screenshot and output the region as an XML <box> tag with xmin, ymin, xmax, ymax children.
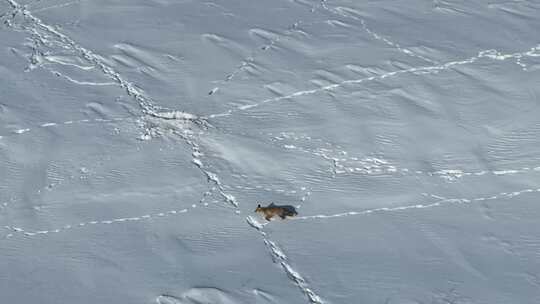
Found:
<box><xmin>1</xmin><ymin>0</ymin><xmax>540</xmax><ymax>303</ymax></box>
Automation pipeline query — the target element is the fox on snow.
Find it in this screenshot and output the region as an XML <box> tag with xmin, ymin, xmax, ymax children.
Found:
<box><xmin>255</xmin><ymin>203</ymin><xmax>298</xmax><ymax>221</ymax></box>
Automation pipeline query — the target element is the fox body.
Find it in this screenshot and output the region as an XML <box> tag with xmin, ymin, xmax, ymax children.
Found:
<box><xmin>255</xmin><ymin>203</ymin><xmax>298</xmax><ymax>221</ymax></box>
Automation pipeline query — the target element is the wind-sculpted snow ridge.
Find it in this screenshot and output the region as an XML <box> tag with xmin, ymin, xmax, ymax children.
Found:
<box><xmin>292</xmin><ymin>187</ymin><xmax>540</xmax><ymax>222</ymax></box>
<box><xmin>207</xmin><ymin>0</ymin><xmax>332</xmax><ymax>95</ymax></box>
<box><xmin>207</xmin><ymin>23</ymin><xmax>299</xmax><ymax>95</ymax></box>
<box><xmin>0</xmin><ymin>170</ymin><xmax>75</xmax><ymax>214</ymax></box>
<box><xmin>246</xmin><ymin>216</ymin><xmax>324</xmax><ymax>304</ymax></box>
<box><xmin>156</xmin><ymin>287</ymin><xmax>238</xmax><ymax>304</ymax></box>
<box><xmin>206</xmin><ymin>44</ymin><xmax>540</xmax><ymax>118</ymax></box>
<box><xmin>3</xmin><ymin>0</ymin><xmax>201</xmax><ymax>126</ymax></box>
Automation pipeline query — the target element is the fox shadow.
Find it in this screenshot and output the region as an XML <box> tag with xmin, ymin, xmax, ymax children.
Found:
<box><xmin>273</xmin><ymin>204</ymin><xmax>298</xmax><ymax>217</ymax></box>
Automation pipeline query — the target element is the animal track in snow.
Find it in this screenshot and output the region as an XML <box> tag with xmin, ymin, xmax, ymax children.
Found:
<box><xmin>178</xmin><ymin>130</ymin><xmax>324</xmax><ymax>302</ymax></box>
<box><xmin>4</xmin><ymin>207</ymin><xmax>190</xmax><ymax>238</ymax></box>
<box><xmin>206</xmin><ymin>0</ymin><xmax>333</xmax><ymax>95</ymax></box>
<box><xmin>6</xmin><ymin>2</ymin><xmax>538</xmax><ymax>303</ymax></box>
<box><xmin>4</xmin><ymin>0</ymin><xmax>202</xmax><ymax>129</ymax></box>
<box><xmin>48</xmin><ymin>69</ymin><xmax>117</xmax><ymax>86</ymax></box>
<box><xmin>246</xmin><ymin>216</ymin><xmax>324</xmax><ymax>304</ymax></box>
<box><xmin>291</xmin><ymin>187</ymin><xmax>540</xmax><ymax>222</ymax></box>
<box><xmin>0</xmin><ymin>117</ymin><xmax>132</xmax><ymax>139</ymax></box>
<box><xmin>184</xmin><ymin>132</ymin><xmax>323</xmax><ymax>304</ymax></box>
<box><xmin>3</xmin><ymin>179</ymin><xmax>224</xmax><ymax>239</ymax></box>
<box><xmin>206</xmin><ymin>44</ymin><xmax>540</xmax><ymax>119</ymax></box>
<box><xmin>320</xmin><ymin>4</ymin><xmax>439</xmax><ymax>65</ymax></box>
<box><xmin>0</xmin><ymin>161</ymin><xmax>91</xmax><ymax>215</ymax></box>
<box><xmin>267</xmin><ymin>131</ymin><xmax>540</xmax><ymax>181</ymax></box>
<box><xmin>268</xmin><ymin>131</ymin><xmax>396</xmax><ymax>176</ymax></box>
<box><xmin>187</xmin><ymin>140</ymin><xmax>325</xmax><ymax>302</ymax></box>
<box><xmin>2</xmin><ymin>2</ymin><xmax>322</xmax><ymax>302</ymax></box>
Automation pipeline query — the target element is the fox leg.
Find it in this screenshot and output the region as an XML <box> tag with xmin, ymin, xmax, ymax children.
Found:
<box><xmin>279</xmin><ymin>214</ymin><xmax>286</xmax><ymax>219</ymax></box>
<box><xmin>265</xmin><ymin>215</ymin><xmax>272</xmax><ymax>221</ymax></box>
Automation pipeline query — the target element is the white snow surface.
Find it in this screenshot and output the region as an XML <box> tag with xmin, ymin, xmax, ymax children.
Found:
<box><xmin>2</xmin><ymin>0</ymin><xmax>540</xmax><ymax>303</ymax></box>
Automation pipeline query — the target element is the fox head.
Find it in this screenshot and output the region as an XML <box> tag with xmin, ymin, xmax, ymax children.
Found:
<box><xmin>255</xmin><ymin>204</ymin><xmax>263</xmax><ymax>212</ymax></box>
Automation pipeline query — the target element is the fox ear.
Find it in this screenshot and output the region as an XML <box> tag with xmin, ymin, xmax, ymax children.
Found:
<box><xmin>257</xmin><ymin>204</ymin><xmax>261</xmax><ymax>207</ymax></box>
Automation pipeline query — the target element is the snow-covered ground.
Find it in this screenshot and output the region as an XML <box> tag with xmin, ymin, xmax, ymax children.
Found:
<box><xmin>2</xmin><ymin>0</ymin><xmax>540</xmax><ymax>303</ymax></box>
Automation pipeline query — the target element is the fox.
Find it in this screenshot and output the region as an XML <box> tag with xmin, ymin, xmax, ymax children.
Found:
<box><xmin>255</xmin><ymin>203</ymin><xmax>298</xmax><ymax>221</ymax></box>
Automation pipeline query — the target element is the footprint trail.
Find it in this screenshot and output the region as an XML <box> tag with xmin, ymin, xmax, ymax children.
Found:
<box><xmin>292</xmin><ymin>187</ymin><xmax>540</xmax><ymax>222</ymax></box>
<box><xmin>206</xmin><ymin>44</ymin><xmax>540</xmax><ymax>118</ymax></box>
